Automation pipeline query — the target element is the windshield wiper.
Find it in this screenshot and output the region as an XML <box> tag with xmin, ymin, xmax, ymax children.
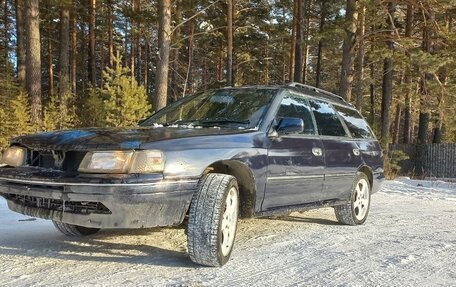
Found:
<box><xmin>165</xmin><ymin>119</ymin><xmax>200</xmax><ymax>125</ymax></box>
<box><xmin>200</xmin><ymin>119</ymin><xmax>250</xmax><ymax>125</ymax></box>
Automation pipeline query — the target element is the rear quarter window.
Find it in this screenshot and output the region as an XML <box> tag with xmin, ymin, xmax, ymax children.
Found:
<box><xmin>335</xmin><ymin>106</ymin><xmax>374</xmax><ymax>139</ymax></box>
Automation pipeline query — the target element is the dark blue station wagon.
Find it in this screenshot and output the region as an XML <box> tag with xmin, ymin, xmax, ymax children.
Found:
<box><xmin>0</xmin><ymin>83</ymin><xmax>384</xmax><ymax>266</ymax></box>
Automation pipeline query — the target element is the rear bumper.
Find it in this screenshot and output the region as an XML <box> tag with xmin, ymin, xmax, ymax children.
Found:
<box><xmin>0</xmin><ymin>176</ymin><xmax>198</xmax><ymax>229</ymax></box>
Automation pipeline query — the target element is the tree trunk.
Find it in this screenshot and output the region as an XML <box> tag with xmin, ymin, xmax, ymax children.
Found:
<box><xmin>293</xmin><ymin>0</ymin><xmax>305</xmax><ymax>83</ymax></box>
<box><xmin>130</xmin><ymin>0</ymin><xmax>136</xmax><ymax>79</ymax></box>
<box><xmin>301</xmin><ymin>0</ymin><xmax>311</xmax><ymax>83</ymax></box>
<box><xmin>264</xmin><ymin>46</ymin><xmax>269</xmax><ymax>85</ymax></box>
<box><xmin>381</xmin><ymin>57</ymin><xmax>393</xmax><ymax>148</ymax></box>
<box><xmin>154</xmin><ymin>0</ymin><xmax>171</xmax><ymax>111</ymax></box>
<box><xmin>124</xmin><ymin>20</ymin><xmax>128</xmax><ymax>67</ymax></box>
<box><xmin>354</xmin><ymin>3</ymin><xmax>365</xmax><ymax>111</ymax></box>
<box><xmin>59</xmin><ymin>3</ymin><xmax>70</xmax><ymax>122</ymax></box>
<box><xmin>144</xmin><ymin>41</ymin><xmax>149</xmax><ymax>91</ymax></box>
<box><xmin>339</xmin><ymin>0</ymin><xmax>357</xmax><ymax>101</ymax></box>
<box><xmin>171</xmin><ymin>0</ymin><xmax>182</xmax><ymax>100</ymax></box>
<box><xmin>226</xmin><ymin>0</ymin><xmax>234</xmax><ymax>86</ymax></box>
<box><xmin>15</xmin><ymin>0</ymin><xmax>26</xmax><ymax>86</ymax></box>
<box><xmin>369</xmin><ymin>63</ymin><xmax>375</xmax><ymax>127</ymax></box>
<box><xmin>47</xmin><ymin>28</ymin><xmax>54</xmax><ymax>97</ymax></box>
<box><xmin>185</xmin><ymin>15</ymin><xmax>195</xmax><ymax>95</ymax></box>
<box><xmin>3</xmin><ymin>0</ymin><xmax>8</xmax><ymax>71</ymax></box>
<box><xmin>70</xmin><ymin>1</ymin><xmax>77</xmax><ymax>94</ymax></box>
<box><xmin>380</xmin><ymin>3</ymin><xmax>395</xmax><ymax>149</ymax></box>
<box><xmin>417</xmin><ymin>111</ymin><xmax>429</xmax><ymax>144</ymax></box>
<box><xmin>88</xmin><ymin>0</ymin><xmax>96</xmax><ymax>85</ymax></box>
<box><xmin>392</xmin><ymin>104</ymin><xmax>401</xmax><ymax>144</ymax></box>
<box><xmin>281</xmin><ymin>37</ymin><xmax>287</xmax><ymax>83</ymax></box>
<box><xmin>202</xmin><ymin>58</ymin><xmax>208</xmax><ymax>88</ymax></box>
<box><xmin>25</xmin><ymin>0</ymin><xmax>42</xmax><ymax>126</ymax></box>
<box><xmin>403</xmin><ymin>86</ymin><xmax>412</xmax><ymax>143</ymax></box>
<box><xmin>315</xmin><ymin>0</ymin><xmax>325</xmax><ymax>88</ymax></box>
<box><xmin>136</xmin><ymin>0</ymin><xmax>142</xmax><ymax>82</ymax></box>
<box><xmin>416</xmin><ymin>110</ymin><xmax>429</xmax><ymax>177</ymax></box>
<box><xmin>417</xmin><ymin>1</ymin><xmax>434</xmax><ymax>146</ymax></box>
<box><xmin>217</xmin><ymin>41</ymin><xmax>223</xmax><ymax>82</ymax></box>
<box><xmin>402</xmin><ymin>4</ymin><xmax>413</xmax><ymax>144</ymax></box>
<box><xmin>107</xmin><ymin>0</ymin><xmax>113</xmax><ymax>66</ymax></box>
<box><xmin>432</xmin><ymin>126</ymin><xmax>443</xmax><ymax>143</ymax></box>
<box><xmin>289</xmin><ymin>0</ymin><xmax>298</xmax><ymax>82</ymax></box>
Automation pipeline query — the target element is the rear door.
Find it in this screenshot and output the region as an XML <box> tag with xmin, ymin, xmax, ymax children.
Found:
<box><xmin>309</xmin><ymin>100</ymin><xmax>363</xmax><ymax>200</ymax></box>
<box><xmin>335</xmin><ymin>105</ymin><xmax>384</xmax><ymax>190</ymax></box>
<box><xmin>263</xmin><ymin>92</ymin><xmax>325</xmax><ymax>210</ymax></box>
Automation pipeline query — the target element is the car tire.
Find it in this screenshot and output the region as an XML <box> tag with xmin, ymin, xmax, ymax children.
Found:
<box><xmin>334</xmin><ymin>173</ymin><xmax>371</xmax><ymax>225</ymax></box>
<box><xmin>187</xmin><ymin>173</ymin><xmax>239</xmax><ymax>267</ymax></box>
<box><xmin>52</xmin><ymin>221</ymin><xmax>100</xmax><ymax>236</ymax></box>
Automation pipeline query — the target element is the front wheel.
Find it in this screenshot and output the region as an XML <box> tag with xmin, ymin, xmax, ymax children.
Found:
<box><xmin>53</xmin><ymin>221</ymin><xmax>100</xmax><ymax>236</ymax></box>
<box><xmin>334</xmin><ymin>173</ymin><xmax>371</xmax><ymax>225</ymax></box>
<box><xmin>187</xmin><ymin>173</ymin><xmax>239</xmax><ymax>267</ymax></box>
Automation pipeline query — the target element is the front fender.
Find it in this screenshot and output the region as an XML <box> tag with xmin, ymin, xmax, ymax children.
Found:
<box><xmin>162</xmin><ymin>148</ymin><xmax>268</xmax><ymax>180</ymax></box>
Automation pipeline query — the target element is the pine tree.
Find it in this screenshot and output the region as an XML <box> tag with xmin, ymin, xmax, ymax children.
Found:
<box><xmin>0</xmin><ymin>91</ymin><xmax>34</xmax><ymax>150</ymax></box>
<box><xmin>42</xmin><ymin>94</ymin><xmax>60</xmax><ymax>131</ymax></box>
<box><xmin>81</xmin><ymin>85</ymin><xmax>105</xmax><ymax>127</ymax></box>
<box><xmin>0</xmin><ymin>107</ymin><xmax>9</xmax><ymax>149</ymax></box>
<box><xmin>88</xmin><ymin>54</ymin><xmax>150</xmax><ymax>127</ymax></box>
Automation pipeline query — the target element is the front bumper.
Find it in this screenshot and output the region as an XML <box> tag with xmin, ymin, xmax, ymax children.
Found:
<box><xmin>0</xmin><ymin>168</ymin><xmax>198</xmax><ymax>229</ymax></box>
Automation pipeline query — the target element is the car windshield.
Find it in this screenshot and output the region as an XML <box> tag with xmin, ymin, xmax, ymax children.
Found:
<box><xmin>141</xmin><ymin>88</ymin><xmax>277</xmax><ymax>129</ymax></box>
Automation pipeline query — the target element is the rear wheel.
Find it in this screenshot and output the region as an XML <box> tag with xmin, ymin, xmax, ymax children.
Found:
<box><xmin>53</xmin><ymin>221</ymin><xmax>100</xmax><ymax>236</ymax></box>
<box><xmin>334</xmin><ymin>173</ymin><xmax>371</xmax><ymax>225</ymax></box>
<box><xmin>187</xmin><ymin>173</ymin><xmax>239</xmax><ymax>267</ymax></box>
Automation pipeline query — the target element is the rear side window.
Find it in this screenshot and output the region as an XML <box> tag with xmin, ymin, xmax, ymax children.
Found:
<box><xmin>276</xmin><ymin>94</ymin><xmax>316</xmax><ymax>135</ymax></box>
<box><xmin>309</xmin><ymin>100</ymin><xmax>347</xmax><ymax>137</ymax></box>
<box><xmin>336</xmin><ymin>106</ymin><xmax>374</xmax><ymax>139</ymax></box>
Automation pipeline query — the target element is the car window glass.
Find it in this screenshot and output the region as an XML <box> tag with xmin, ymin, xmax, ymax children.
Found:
<box><xmin>336</xmin><ymin>106</ymin><xmax>373</xmax><ymax>139</ymax></box>
<box><xmin>309</xmin><ymin>100</ymin><xmax>347</xmax><ymax>137</ymax></box>
<box><xmin>142</xmin><ymin>89</ymin><xmax>276</xmax><ymax>128</ymax></box>
<box><xmin>276</xmin><ymin>94</ymin><xmax>316</xmax><ymax>135</ymax></box>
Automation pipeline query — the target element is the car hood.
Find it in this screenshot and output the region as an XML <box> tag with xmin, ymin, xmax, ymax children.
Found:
<box><xmin>12</xmin><ymin>126</ymin><xmax>256</xmax><ymax>151</ymax></box>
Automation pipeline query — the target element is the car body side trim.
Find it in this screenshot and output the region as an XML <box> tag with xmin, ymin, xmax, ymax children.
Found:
<box><xmin>324</xmin><ymin>173</ymin><xmax>354</xmax><ymax>178</ymax></box>
<box><xmin>267</xmin><ymin>174</ymin><xmax>324</xmax><ymax>181</ymax></box>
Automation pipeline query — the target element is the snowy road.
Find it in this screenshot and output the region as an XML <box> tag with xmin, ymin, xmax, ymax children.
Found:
<box><xmin>1</xmin><ymin>179</ymin><xmax>455</xmax><ymax>286</ymax></box>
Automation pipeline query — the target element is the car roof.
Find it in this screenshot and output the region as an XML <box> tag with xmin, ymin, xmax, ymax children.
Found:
<box><xmin>219</xmin><ymin>83</ymin><xmax>354</xmax><ymax>109</ymax></box>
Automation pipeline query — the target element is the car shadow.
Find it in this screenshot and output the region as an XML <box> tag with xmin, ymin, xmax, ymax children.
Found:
<box><xmin>0</xmin><ymin>226</ymin><xmax>201</xmax><ymax>268</ymax></box>
<box><xmin>0</xmin><ymin>213</ymin><xmax>340</xmax><ymax>266</ymax></box>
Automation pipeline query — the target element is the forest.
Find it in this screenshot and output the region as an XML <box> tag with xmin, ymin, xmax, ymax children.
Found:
<box><xmin>0</xmin><ymin>0</ymin><xmax>455</xmax><ymax>152</ymax></box>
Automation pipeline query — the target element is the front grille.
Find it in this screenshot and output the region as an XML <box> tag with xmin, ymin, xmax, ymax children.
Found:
<box><xmin>28</xmin><ymin>150</ymin><xmax>86</xmax><ymax>174</ymax></box>
<box><xmin>7</xmin><ymin>194</ymin><xmax>111</xmax><ymax>215</ymax></box>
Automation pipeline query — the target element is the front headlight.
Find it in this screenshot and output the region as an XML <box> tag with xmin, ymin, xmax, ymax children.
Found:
<box><xmin>0</xmin><ymin>146</ymin><xmax>27</xmax><ymax>167</ymax></box>
<box><xmin>78</xmin><ymin>150</ymin><xmax>165</xmax><ymax>174</ymax></box>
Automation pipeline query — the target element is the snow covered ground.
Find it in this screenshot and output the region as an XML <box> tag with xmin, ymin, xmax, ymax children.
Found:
<box><xmin>0</xmin><ymin>179</ymin><xmax>455</xmax><ymax>287</ymax></box>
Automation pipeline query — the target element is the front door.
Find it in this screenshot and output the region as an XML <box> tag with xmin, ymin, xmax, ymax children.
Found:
<box><xmin>263</xmin><ymin>92</ymin><xmax>325</xmax><ymax>210</ymax></box>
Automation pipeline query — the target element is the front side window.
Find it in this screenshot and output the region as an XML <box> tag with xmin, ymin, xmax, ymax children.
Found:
<box><xmin>275</xmin><ymin>94</ymin><xmax>316</xmax><ymax>135</ymax></box>
<box><xmin>141</xmin><ymin>88</ymin><xmax>277</xmax><ymax>129</ymax></box>
<box><xmin>336</xmin><ymin>106</ymin><xmax>374</xmax><ymax>139</ymax></box>
<box><xmin>309</xmin><ymin>100</ymin><xmax>347</xmax><ymax>137</ymax></box>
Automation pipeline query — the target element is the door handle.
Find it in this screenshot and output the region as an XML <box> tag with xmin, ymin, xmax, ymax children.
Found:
<box><xmin>312</xmin><ymin>147</ymin><xmax>323</xmax><ymax>157</ymax></box>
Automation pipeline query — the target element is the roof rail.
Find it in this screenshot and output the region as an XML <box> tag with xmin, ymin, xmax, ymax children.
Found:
<box><xmin>286</xmin><ymin>82</ymin><xmax>345</xmax><ymax>102</ymax></box>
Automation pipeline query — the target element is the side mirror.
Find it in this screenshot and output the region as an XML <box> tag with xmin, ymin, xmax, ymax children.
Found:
<box><xmin>276</xmin><ymin>117</ymin><xmax>304</xmax><ymax>135</ymax></box>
